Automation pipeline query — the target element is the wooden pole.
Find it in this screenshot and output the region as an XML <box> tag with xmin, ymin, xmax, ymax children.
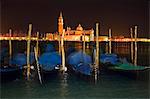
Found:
<box><xmin>106</xmin><ymin>43</ymin><xmax>108</xmax><ymax>54</ymax></box>
<box><xmin>83</xmin><ymin>31</ymin><xmax>86</xmax><ymax>53</ymax></box>
<box><xmin>96</xmin><ymin>23</ymin><xmax>99</xmax><ymax>68</ymax></box>
<box><xmin>27</xmin><ymin>24</ymin><xmax>32</xmax><ymax>80</ymax></box>
<box><xmin>36</xmin><ymin>32</ymin><xmax>39</xmax><ymax>56</ymax></box>
<box><xmin>94</xmin><ymin>23</ymin><xmax>99</xmax><ymax>81</ymax></box>
<box><xmin>59</xmin><ymin>33</ymin><xmax>61</xmax><ymax>54</ymax></box>
<box><xmin>9</xmin><ymin>29</ymin><xmax>12</xmax><ymax>65</ymax></box>
<box><xmin>130</xmin><ymin>28</ymin><xmax>134</xmax><ymax>63</ymax></box>
<box><xmin>61</xmin><ymin>30</ymin><xmax>66</xmax><ymax>72</ymax></box>
<box><xmin>34</xmin><ymin>47</ymin><xmax>42</xmax><ymax>84</ymax></box>
<box><xmin>134</xmin><ymin>26</ymin><xmax>137</xmax><ymax>65</ymax></box>
<box><xmin>108</xmin><ymin>28</ymin><xmax>112</xmax><ymax>54</ymax></box>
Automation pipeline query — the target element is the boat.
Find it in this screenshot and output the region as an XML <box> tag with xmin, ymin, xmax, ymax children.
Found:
<box><xmin>44</xmin><ymin>43</ymin><xmax>55</xmax><ymax>52</ymax></box>
<box><xmin>39</xmin><ymin>52</ymin><xmax>61</xmax><ymax>73</ymax></box>
<box><xmin>0</xmin><ymin>48</ymin><xmax>24</xmax><ymax>82</ymax></box>
<box><xmin>0</xmin><ymin>66</ymin><xmax>23</xmax><ymax>82</ymax></box>
<box><xmin>108</xmin><ymin>62</ymin><xmax>146</xmax><ymax>71</ymax></box>
<box><xmin>10</xmin><ymin>52</ymin><xmax>35</xmax><ymax>67</ymax></box>
<box><xmin>100</xmin><ymin>53</ymin><xmax>119</xmax><ymax>65</ymax></box>
<box><xmin>38</xmin><ymin>44</ymin><xmax>61</xmax><ymax>76</ymax></box>
<box><xmin>99</xmin><ymin>53</ymin><xmax>148</xmax><ymax>78</ymax></box>
<box><xmin>67</xmin><ymin>50</ymin><xmax>92</xmax><ymax>76</ymax></box>
<box><xmin>108</xmin><ymin>61</ymin><xmax>150</xmax><ymax>79</ymax></box>
<box><xmin>66</xmin><ymin>47</ymin><xmax>77</xmax><ymax>56</ymax></box>
<box><xmin>9</xmin><ymin>52</ymin><xmax>35</xmax><ymax>78</ymax></box>
<box><xmin>40</xmin><ymin>43</ymin><xmax>55</xmax><ymax>53</ymax></box>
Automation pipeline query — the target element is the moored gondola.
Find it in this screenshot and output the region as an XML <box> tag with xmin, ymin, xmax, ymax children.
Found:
<box><xmin>67</xmin><ymin>49</ymin><xmax>93</xmax><ymax>76</ymax></box>
<box><xmin>38</xmin><ymin>44</ymin><xmax>62</xmax><ymax>79</ymax></box>
<box><xmin>99</xmin><ymin>53</ymin><xmax>149</xmax><ymax>79</ymax></box>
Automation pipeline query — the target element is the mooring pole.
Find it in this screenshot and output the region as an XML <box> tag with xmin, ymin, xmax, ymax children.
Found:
<box><xmin>105</xmin><ymin>43</ymin><xmax>108</xmax><ymax>54</ymax></box>
<box><xmin>94</xmin><ymin>23</ymin><xmax>99</xmax><ymax>81</ymax></box>
<box><xmin>59</xmin><ymin>33</ymin><xmax>61</xmax><ymax>54</ymax></box>
<box><xmin>36</xmin><ymin>32</ymin><xmax>39</xmax><ymax>56</ymax></box>
<box><xmin>9</xmin><ymin>29</ymin><xmax>12</xmax><ymax>65</ymax></box>
<box><xmin>134</xmin><ymin>26</ymin><xmax>137</xmax><ymax>66</ymax></box>
<box><xmin>96</xmin><ymin>23</ymin><xmax>99</xmax><ymax>69</ymax></box>
<box><xmin>27</xmin><ymin>24</ymin><xmax>32</xmax><ymax>80</ymax></box>
<box><xmin>108</xmin><ymin>28</ymin><xmax>112</xmax><ymax>54</ymax></box>
<box><xmin>83</xmin><ymin>31</ymin><xmax>86</xmax><ymax>53</ymax></box>
<box><xmin>34</xmin><ymin>47</ymin><xmax>42</xmax><ymax>84</ymax></box>
<box><xmin>61</xmin><ymin>30</ymin><xmax>66</xmax><ymax>72</ymax></box>
<box><xmin>130</xmin><ymin>28</ymin><xmax>134</xmax><ymax>63</ymax></box>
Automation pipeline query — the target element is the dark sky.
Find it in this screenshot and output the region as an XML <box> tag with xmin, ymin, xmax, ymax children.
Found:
<box><xmin>1</xmin><ymin>0</ymin><xmax>149</xmax><ymax>37</ymax></box>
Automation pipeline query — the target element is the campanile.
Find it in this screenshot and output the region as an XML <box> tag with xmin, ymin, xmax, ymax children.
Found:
<box><xmin>58</xmin><ymin>12</ymin><xmax>64</xmax><ymax>35</ymax></box>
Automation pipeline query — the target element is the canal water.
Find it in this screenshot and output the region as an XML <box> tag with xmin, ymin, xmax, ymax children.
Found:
<box><xmin>0</xmin><ymin>41</ymin><xmax>150</xmax><ymax>99</ymax></box>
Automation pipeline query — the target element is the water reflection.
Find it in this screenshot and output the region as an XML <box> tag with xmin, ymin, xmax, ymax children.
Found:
<box><xmin>59</xmin><ymin>72</ymin><xmax>69</xmax><ymax>98</ymax></box>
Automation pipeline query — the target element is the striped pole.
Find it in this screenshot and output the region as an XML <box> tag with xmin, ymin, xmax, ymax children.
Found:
<box><xmin>34</xmin><ymin>47</ymin><xmax>42</xmax><ymax>84</ymax></box>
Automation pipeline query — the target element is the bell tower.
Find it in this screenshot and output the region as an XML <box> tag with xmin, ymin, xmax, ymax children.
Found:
<box><xmin>58</xmin><ymin>12</ymin><xmax>64</xmax><ymax>35</ymax></box>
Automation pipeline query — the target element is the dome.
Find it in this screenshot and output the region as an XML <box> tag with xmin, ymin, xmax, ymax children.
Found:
<box><xmin>76</xmin><ymin>24</ymin><xmax>83</xmax><ymax>31</ymax></box>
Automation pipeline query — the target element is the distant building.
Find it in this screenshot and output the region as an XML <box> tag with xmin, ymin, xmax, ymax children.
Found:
<box><xmin>46</xmin><ymin>12</ymin><xmax>96</xmax><ymax>41</ymax></box>
<box><xmin>56</xmin><ymin>12</ymin><xmax>94</xmax><ymax>41</ymax></box>
<box><xmin>45</xmin><ymin>12</ymin><xmax>109</xmax><ymax>41</ymax></box>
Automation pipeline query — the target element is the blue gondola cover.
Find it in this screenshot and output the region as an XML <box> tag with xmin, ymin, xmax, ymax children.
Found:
<box><xmin>11</xmin><ymin>52</ymin><xmax>35</xmax><ymax>67</ymax></box>
<box><xmin>44</xmin><ymin>44</ymin><xmax>55</xmax><ymax>52</ymax></box>
<box><xmin>67</xmin><ymin>50</ymin><xmax>92</xmax><ymax>75</ymax></box>
<box><xmin>100</xmin><ymin>53</ymin><xmax>119</xmax><ymax>65</ymax></box>
<box><xmin>68</xmin><ymin>51</ymin><xmax>92</xmax><ymax>66</ymax></box>
<box><xmin>39</xmin><ymin>52</ymin><xmax>61</xmax><ymax>71</ymax></box>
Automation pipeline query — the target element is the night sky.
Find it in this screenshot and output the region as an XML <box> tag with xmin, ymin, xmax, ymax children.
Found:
<box><xmin>1</xmin><ymin>0</ymin><xmax>149</xmax><ymax>37</ymax></box>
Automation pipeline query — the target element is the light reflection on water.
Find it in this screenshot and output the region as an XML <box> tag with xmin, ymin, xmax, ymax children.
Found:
<box><xmin>1</xmin><ymin>41</ymin><xmax>150</xmax><ymax>98</ymax></box>
<box><xmin>1</xmin><ymin>73</ymin><xmax>149</xmax><ymax>98</ymax></box>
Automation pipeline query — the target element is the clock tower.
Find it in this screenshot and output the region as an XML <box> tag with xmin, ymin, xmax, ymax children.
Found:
<box><xmin>58</xmin><ymin>12</ymin><xmax>64</xmax><ymax>35</ymax></box>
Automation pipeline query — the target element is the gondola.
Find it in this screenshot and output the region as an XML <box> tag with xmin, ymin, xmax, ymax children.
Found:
<box><xmin>67</xmin><ymin>50</ymin><xmax>92</xmax><ymax>76</ymax></box>
<box><xmin>10</xmin><ymin>52</ymin><xmax>35</xmax><ymax>67</ymax></box>
<box><xmin>0</xmin><ymin>49</ymin><xmax>24</xmax><ymax>82</ymax></box>
<box><xmin>39</xmin><ymin>52</ymin><xmax>61</xmax><ymax>73</ymax></box>
<box><xmin>0</xmin><ymin>66</ymin><xmax>23</xmax><ymax>82</ymax></box>
<box><xmin>38</xmin><ymin>44</ymin><xmax>61</xmax><ymax>77</ymax></box>
<box><xmin>100</xmin><ymin>53</ymin><xmax>119</xmax><ymax>65</ymax></box>
<box><xmin>100</xmin><ymin>53</ymin><xmax>147</xmax><ymax>71</ymax></box>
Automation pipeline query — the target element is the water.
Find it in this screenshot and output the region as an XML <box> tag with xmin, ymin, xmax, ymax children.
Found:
<box><xmin>1</xmin><ymin>41</ymin><xmax>150</xmax><ymax>99</ymax></box>
<box><xmin>1</xmin><ymin>73</ymin><xmax>149</xmax><ymax>99</ymax></box>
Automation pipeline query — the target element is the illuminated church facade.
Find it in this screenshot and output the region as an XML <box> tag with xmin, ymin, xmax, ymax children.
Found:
<box><xmin>46</xmin><ymin>12</ymin><xmax>94</xmax><ymax>41</ymax></box>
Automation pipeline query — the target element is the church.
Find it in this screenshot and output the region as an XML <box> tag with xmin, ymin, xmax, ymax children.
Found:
<box><xmin>46</xmin><ymin>12</ymin><xmax>94</xmax><ymax>41</ymax></box>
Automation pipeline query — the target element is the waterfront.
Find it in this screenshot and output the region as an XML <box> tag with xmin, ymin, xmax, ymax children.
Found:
<box><xmin>1</xmin><ymin>0</ymin><xmax>149</xmax><ymax>98</ymax></box>
<box><xmin>1</xmin><ymin>41</ymin><xmax>150</xmax><ymax>99</ymax></box>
